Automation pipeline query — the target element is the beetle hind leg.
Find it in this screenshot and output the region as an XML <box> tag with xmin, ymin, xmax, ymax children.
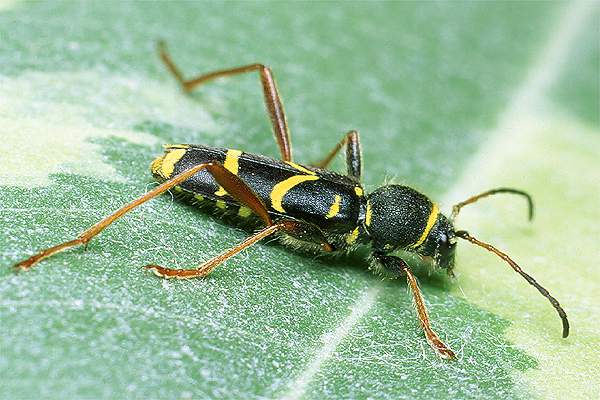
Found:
<box><xmin>12</xmin><ymin>162</ymin><xmax>220</xmax><ymax>271</ymax></box>
<box><xmin>12</xmin><ymin>159</ymin><xmax>272</xmax><ymax>272</ymax></box>
<box><xmin>158</xmin><ymin>41</ymin><xmax>293</xmax><ymax>162</ymax></box>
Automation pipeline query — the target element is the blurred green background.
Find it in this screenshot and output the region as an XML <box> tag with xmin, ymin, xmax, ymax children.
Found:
<box><xmin>0</xmin><ymin>1</ymin><xmax>598</xmax><ymax>399</ymax></box>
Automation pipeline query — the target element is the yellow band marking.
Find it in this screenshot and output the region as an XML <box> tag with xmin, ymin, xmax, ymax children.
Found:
<box><xmin>354</xmin><ymin>186</ymin><xmax>364</xmax><ymax>197</ymax></box>
<box><xmin>365</xmin><ymin>200</ymin><xmax>372</xmax><ymax>226</ymax></box>
<box><xmin>346</xmin><ymin>227</ymin><xmax>360</xmax><ymax>245</ymax></box>
<box><xmin>154</xmin><ymin>148</ymin><xmax>187</xmax><ymax>179</ymax></box>
<box><xmin>285</xmin><ymin>161</ymin><xmax>316</xmax><ymax>175</ymax></box>
<box><xmin>214</xmin><ymin>149</ymin><xmax>242</xmax><ymax>196</ymax></box>
<box><xmin>215</xmin><ymin>200</ymin><xmax>227</xmax><ymax>209</ymax></box>
<box><xmin>238</xmin><ymin>206</ymin><xmax>252</xmax><ymax>218</ymax></box>
<box><xmin>150</xmin><ymin>155</ymin><xmax>164</xmax><ymax>176</ymax></box>
<box><xmin>325</xmin><ymin>195</ymin><xmax>342</xmax><ymax>219</ymax></box>
<box><xmin>270</xmin><ymin>175</ymin><xmax>319</xmax><ymax>213</ymax></box>
<box><xmin>223</xmin><ymin>149</ymin><xmax>242</xmax><ymax>172</ymax></box>
<box><xmin>194</xmin><ymin>194</ymin><xmax>205</xmax><ymax>202</ymax></box>
<box><xmin>411</xmin><ymin>203</ymin><xmax>439</xmax><ymax>248</ymax></box>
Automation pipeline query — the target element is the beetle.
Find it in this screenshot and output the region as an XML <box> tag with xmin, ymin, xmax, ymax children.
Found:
<box><xmin>13</xmin><ymin>42</ymin><xmax>569</xmax><ymax>360</ymax></box>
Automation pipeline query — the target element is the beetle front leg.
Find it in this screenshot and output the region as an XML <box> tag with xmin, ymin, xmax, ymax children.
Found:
<box><xmin>374</xmin><ymin>253</ymin><xmax>456</xmax><ymax>360</ymax></box>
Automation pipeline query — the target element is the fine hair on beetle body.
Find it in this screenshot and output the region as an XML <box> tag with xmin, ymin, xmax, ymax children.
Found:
<box><xmin>11</xmin><ymin>41</ymin><xmax>569</xmax><ymax>361</ymax></box>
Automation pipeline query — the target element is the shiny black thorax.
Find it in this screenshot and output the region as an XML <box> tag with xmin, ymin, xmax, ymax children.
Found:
<box><xmin>366</xmin><ymin>185</ymin><xmax>456</xmax><ymax>270</ymax></box>
<box><xmin>367</xmin><ymin>185</ymin><xmax>432</xmax><ymax>251</ymax></box>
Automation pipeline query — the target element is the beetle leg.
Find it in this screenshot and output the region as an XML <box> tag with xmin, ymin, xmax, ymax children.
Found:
<box><xmin>145</xmin><ymin>222</ymin><xmax>285</xmax><ymax>279</ymax></box>
<box><xmin>158</xmin><ymin>41</ymin><xmax>292</xmax><ymax>162</ymax></box>
<box><xmin>312</xmin><ymin>130</ymin><xmax>362</xmax><ymax>180</ymax></box>
<box><xmin>277</xmin><ymin>219</ymin><xmax>335</xmax><ymax>253</ymax></box>
<box><xmin>12</xmin><ymin>162</ymin><xmax>266</xmax><ymax>271</ymax></box>
<box><xmin>374</xmin><ymin>254</ymin><xmax>456</xmax><ymax>360</ymax></box>
<box><xmin>145</xmin><ymin>219</ymin><xmax>333</xmax><ymax>279</ymax></box>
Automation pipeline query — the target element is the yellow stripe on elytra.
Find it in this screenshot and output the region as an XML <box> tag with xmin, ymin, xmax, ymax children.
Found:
<box><xmin>325</xmin><ymin>195</ymin><xmax>342</xmax><ymax>219</ymax></box>
<box><xmin>346</xmin><ymin>227</ymin><xmax>360</xmax><ymax>245</ymax></box>
<box><xmin>270</xmin><ymin>175</ymin><xmax>319</xmax><ymax>213</ymax></box>
<box><xmin>150</xmin><ymin>156</ymin><xmax>163</xmax><ymax>176</ymax></box>
<box><xmin>411</xmin><ymin>203</ymin><xmax>439</xmax><ymax>248</ymax></box>
<box><xmin>285</xmin><ymin>161</ymin><xmax>316</xmax><ymax>175</ymax></box>
<box><xmin>154</xmin><ymin>148</ymin><xmax>187</xmax><ymax>179</ymax></box>
<box><xmin>365</xmin><ymin>200</ymin><xmax>372</xmax><ymax>226</ymax></box>
<box><xmin>214</xmin><ymin>149</ymin><xmax>242</xmax><ymax>196</ymax></box>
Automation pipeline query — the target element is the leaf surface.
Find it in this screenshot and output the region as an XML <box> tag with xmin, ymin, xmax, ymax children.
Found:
<box><xmin>1</xmin><ymin>2</ymin><xmax>598</xmax><ymax>399</ymax></box>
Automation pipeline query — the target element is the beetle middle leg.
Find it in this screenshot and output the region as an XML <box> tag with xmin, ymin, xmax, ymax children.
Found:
<box><xmin>374</xmin><ymin>253</ymin><xmax>456</xmax><ymax>360</ymax></box>
<box><xmin>146</xmin><ymin>222</ymin><xmax>288</xmax><ymax>279</ymax></box>
<box><xmin>158</xmin><ymin>41</ymin><xmax>293</xmax><ymax>162</ymax></box>
<box><xmin>312</xmin><ymin>130</ymin><xmax>362</xmax><ymax>180</ymax></box>
<box><xmin>145</xmin><ymin>219</ymin><xmax>334</xmax><ymax>279</ymax></box>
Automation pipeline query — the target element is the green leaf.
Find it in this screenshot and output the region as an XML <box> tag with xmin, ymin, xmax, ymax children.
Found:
<box><xmin>1</xmin><ymin>2</ymin><xmax>598</xmax><ymax>399</ymax></box>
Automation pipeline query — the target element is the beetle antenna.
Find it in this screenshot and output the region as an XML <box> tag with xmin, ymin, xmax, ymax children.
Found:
<box><xmin>455</xmin><ymin>230</ymin><xmax>569</xmax><ymax>338</ymax></box>
<box><xmin>451</xmin><ymin>188</ymin><xmax>534</xmax><ymax>221</ymax></box>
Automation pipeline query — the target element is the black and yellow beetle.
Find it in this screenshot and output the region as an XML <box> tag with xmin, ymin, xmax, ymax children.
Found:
<box><xmin>13</xmin><ymin>42</ymin><xmax>569</xmax><ymax>360</ymax></box>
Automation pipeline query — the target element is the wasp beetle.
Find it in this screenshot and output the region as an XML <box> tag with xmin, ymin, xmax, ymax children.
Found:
<box><xmin>13</xmin><ymin>42</ymin><xmax>569</xmax><ymax>360</ymax></box>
